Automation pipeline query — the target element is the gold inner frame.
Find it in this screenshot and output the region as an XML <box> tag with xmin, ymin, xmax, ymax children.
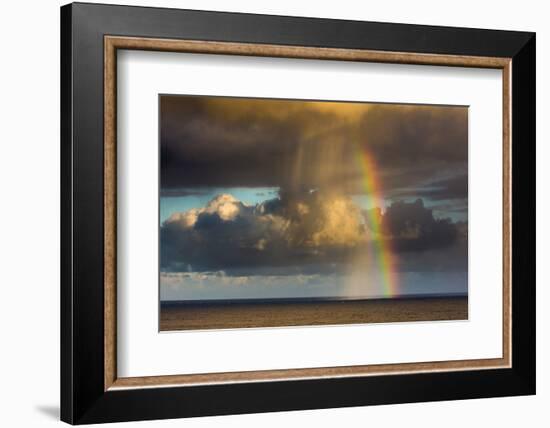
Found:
<box><xmin>104</xmin><ymin>35</ymin><xmax>512</xmax><ymax>391</ymax></box>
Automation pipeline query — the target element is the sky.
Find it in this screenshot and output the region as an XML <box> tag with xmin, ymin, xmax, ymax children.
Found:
<box><xmin>159</xmin><ymin>95</ymin><xmax>468</xmax><ymax>301</ymax></box>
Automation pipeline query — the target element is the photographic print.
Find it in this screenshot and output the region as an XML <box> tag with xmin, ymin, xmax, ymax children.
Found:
<box><xmin>159</xmin><ymin>95</ymin><xmax>468</xmax><ymax>331</ymax></box>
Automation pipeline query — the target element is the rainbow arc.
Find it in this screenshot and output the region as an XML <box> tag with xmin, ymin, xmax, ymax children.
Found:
<box><xmin>355</xmin><ymin>148</ymin><xmax>399</xmax><ymax>297</ymax></box>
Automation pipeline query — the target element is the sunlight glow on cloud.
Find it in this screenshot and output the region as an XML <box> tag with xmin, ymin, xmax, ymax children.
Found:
<box><xmin>161</xmin><ymin>191</ymin><xmax>461</xmax><ymax>275</ymax></box>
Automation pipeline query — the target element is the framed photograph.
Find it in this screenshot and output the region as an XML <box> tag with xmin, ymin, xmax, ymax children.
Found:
<box><xmin>61</xmin><ymin>2</ymin><xmax>535</xmax><ymax>424</ymax></box>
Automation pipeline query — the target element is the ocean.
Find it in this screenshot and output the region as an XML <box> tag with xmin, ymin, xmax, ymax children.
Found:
<box><xmin>159</xmin><ymin>295</ymin><xmax>468</xmax><ymax>331</ymax></box>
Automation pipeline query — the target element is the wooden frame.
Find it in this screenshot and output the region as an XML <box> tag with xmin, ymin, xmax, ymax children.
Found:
<box><xmin>104</xmin><ymin>35</ymin><xmax>512</xmax><ymax>390</ymax></box>
<box><xmin>62</xmin><ymin>2</ymin><xmax>535</xmax><ymax>424</ymax></box>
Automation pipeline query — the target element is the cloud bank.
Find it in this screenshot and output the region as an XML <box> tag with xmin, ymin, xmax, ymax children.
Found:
<box><xmin>161</xmin><ymin>192</ymin><xmax>463</xmax><ymax>274</ymax></box>
<box><xmin>160</xmin><ymin>96</ymin><xmax>468</xmax><ymax>197</ymax></box>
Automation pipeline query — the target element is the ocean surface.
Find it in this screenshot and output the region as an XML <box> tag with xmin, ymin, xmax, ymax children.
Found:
<box><xmin>160</xmin><ymin>295</ymin><xmax>468</xmax><ymax>331</ymax></box>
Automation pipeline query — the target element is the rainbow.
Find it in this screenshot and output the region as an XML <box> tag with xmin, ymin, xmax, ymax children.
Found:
<box><xmin>355</xmin><ymin>149</ymin><xmax>399</xmax><ymax>297</ymax></box>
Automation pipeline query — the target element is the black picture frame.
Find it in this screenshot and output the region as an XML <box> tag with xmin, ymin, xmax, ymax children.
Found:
<box><xmin>61</xmin><ymin>2</ymin><xmax>535</xmax><ymax>424</ymax></box>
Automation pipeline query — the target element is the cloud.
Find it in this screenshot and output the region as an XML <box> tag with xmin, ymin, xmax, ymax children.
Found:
<box><xmin>161</xmin><ymin>192</ymin><xmax>464</xmax><ymax>273</ymax></box>
<box><xmin>161</xmin><ymin>191</ymin><xmax>365</xmax><ymax>272</ymax></box>
<box><xmin>160</xmin><ymin>95</ymin><xmax>468</xmax><ymax>197</ymax></box>
<box><xmin>380</xmin><ymin>199</ymin><xmax>459</xmax><ymax>252</ymax></box>
<box><xmin>391</xmin><ymin>173</ymin><xmax>468</xmax><ymax>201</ymax></box>
<box><xmin>160</xmin><ymin>270</ymin><xmax>372</xmax><ymax>300</ymax></box>
<box><xmin>160</xmin><ymin>264</ymin><xmax>468</xmax><ymax>301</ymax></box>
<box><xmin>160</xmin><ymin>188</ymin><xmax>209</xmax><ymax>197</ymax></box>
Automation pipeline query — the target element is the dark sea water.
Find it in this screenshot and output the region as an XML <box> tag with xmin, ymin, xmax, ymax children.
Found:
<box><xmin>160</xmin><ymin>295</ymin><xmax>468</xmax><ymax>331</ymax></box>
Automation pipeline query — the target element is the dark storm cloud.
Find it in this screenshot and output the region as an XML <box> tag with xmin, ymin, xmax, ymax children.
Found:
<box><xmin>160</xmin><ymin>95</ymin><xmax>468</xmax><ymax>197</ymax></box>
<box><xmin>160</xmin><ymin>191</ymin><xmax>464</xmax><ymax>273</ymax></box>
<box><xmin>391</xmin><ymin>174</ymin><xmax>468</xmax><ymax>201</ymax></box>
<box><xmin>381</xmin><ymin>199</ymin><xmax>458</xmax><ymax>252</ymax></box>
<box><xmin>431</xmin><ymin>200</ymin><xmax>468</xmax><ymax>215</ymax></box>
<box><xmin>160</xmin><ymin>188</ymin><xmax>209</xmax><ymax>197</ymax></box>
